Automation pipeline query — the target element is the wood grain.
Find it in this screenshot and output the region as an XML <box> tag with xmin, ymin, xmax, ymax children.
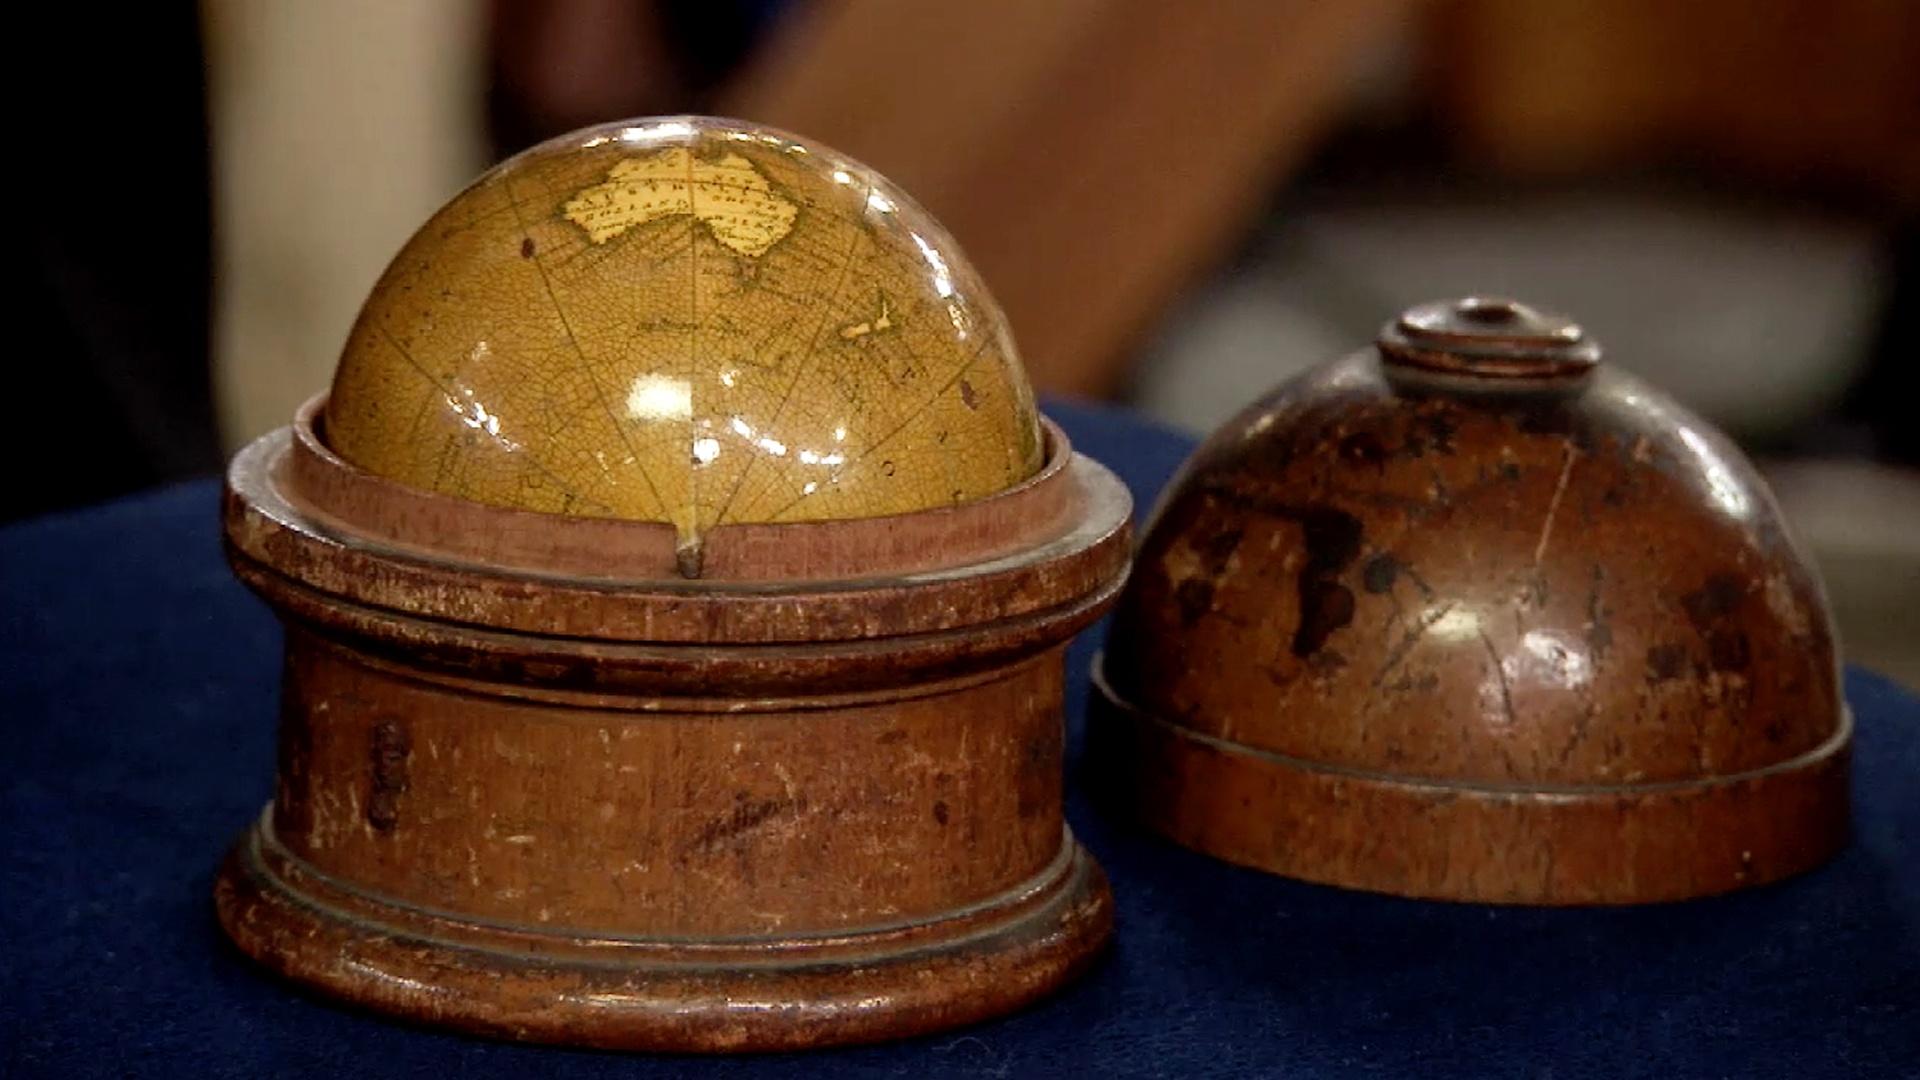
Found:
<box><xmin>1093</xmin><ymin>300</ymin><xmax>1851</xmax><ymax>903</ymax></box>
<box><xmin>215</xmin><ymin>397</ymin><xmax>1132</xmax><ymax>1050</ymax></box>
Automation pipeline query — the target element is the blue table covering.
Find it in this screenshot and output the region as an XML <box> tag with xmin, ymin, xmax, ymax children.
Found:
<box><xmin>3</xmin><ymin>400</ymin><xmax>1915</xmax><ymax>1078</ymax></box>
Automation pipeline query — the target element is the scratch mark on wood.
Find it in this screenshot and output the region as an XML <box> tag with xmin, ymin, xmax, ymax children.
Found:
<box><xmin>1533</xmin><ymin>443</ymin><xmax>1578</xmax><ymax>567</ymax></box>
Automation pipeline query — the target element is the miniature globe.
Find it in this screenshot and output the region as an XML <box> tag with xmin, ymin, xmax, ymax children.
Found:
<box><xmin>324</xmin><ymin>117</ymin><xmax>1043</xmax><ymax>552</ymax></box>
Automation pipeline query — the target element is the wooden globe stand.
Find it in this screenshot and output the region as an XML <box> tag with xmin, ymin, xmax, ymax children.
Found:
<box><xmin>215</xmin><ymin>396</ymin><xmax>1131</xmax><ymax>1051</ymax></box>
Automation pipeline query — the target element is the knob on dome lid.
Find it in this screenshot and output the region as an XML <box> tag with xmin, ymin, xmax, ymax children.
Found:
<box><xmin>1092</xmin><ymin>297</ymin><xmax>1850</xmax><ymax>904</ymax></box>
<box><xmin>1378</xmin><ymin>296</ymin><xmax>1598</xmax><ymax>377</ymax></box>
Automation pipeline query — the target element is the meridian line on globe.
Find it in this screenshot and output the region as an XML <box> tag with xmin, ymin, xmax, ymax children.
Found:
<box><xmin>763</xmin><ymin>333</ymin><xmax>998</xmax><ymax>522</ymax></box>
<box><xmin>373</xmin><ymin>324</ymin><xmax>610</xmax><ymax>514</ymax></box>
<box><xmin>428</xmin><ymin>183</ymin><xmax>562</xmax><ymax>245</ymax></box>
<box><xmin>855</xmin><ymin>333</ymin><xmax>996</xmax><ymax>469</ymax></box>
<box><xmin>507</xmin><ymin>177</ymin><xmax>670</xmax><ymax>518</ymax></box>
<box><xmin>681</xmin><ymin>146</ymin><xmax>701</xmax><ymax>564</ymax></box>
<box><xmin>711</xmin><ymin>179</ymin><xmax>874</xmax><ymax>527</ymax></box>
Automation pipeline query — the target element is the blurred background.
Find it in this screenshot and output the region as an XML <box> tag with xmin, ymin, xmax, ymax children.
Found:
<box><xmin>17</xmin><ymin>0</ymin><xmax>1917</xmax><ymax>680</ymax></box>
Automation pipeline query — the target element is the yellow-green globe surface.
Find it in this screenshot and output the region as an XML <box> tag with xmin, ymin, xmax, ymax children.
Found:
<box><xmin>325</xmin><ymin>116</ymin><xmax>1044</xmax><ymax>548</ymax></box>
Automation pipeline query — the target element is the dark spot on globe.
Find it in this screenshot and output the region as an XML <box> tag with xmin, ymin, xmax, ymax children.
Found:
<box><xmin>959</xmin><ymin>379</ymin><xmax>980</xmax><ymax>410</ymax></box>
<box><xmin>520</xmin><ymin>237</ymin><xmax>536</xmax><ymax>258</ymax></box>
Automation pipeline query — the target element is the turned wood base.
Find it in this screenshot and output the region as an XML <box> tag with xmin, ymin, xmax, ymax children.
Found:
<box><xmin>216</xmin><ymin>813</ymin><xmax>1111</xmax><ymax>1051</ymax></box>
<box><xmin>215</xmin><ymin>396</ymin><xmax>1131</xmax><ymax>1050</ymax></box>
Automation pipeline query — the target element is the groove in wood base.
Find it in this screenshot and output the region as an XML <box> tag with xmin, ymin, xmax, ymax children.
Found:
<box><xmin>214</xmin><ymin>812</ymin><xmax>1113</xmax><ymax>1052</ymax></box>
<box><xmin>1091</xmin><ymin>662</ymin><xmax>1851</xmax><ymax>905</ymax></box>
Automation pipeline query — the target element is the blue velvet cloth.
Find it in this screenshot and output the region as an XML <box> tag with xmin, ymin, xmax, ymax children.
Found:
<box><xmin>3</xmin><ymin>400</ymin><xmax>1915</xmax><ymax>1078</ymax></box>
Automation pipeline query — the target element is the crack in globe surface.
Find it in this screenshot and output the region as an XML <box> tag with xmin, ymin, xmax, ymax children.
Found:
<box><xmin>324</xmin><ymin>117</ymin><xmax>1044</xmax><ymax>558</ymax></box>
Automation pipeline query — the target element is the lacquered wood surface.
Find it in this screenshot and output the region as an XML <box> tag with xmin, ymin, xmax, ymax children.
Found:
<box><xmin>1097</xmin><ymin>298</ymin><xmax>1850</xmax><ymax>903</ymax></box>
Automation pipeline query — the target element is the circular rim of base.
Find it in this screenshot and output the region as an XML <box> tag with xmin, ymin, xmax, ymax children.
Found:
<box><xmin>223</xmin><ymin>411</ymin><xmax>1134</xmax><ymax>646</ymax></box>
<box><xmin>286</xmin><ymin>393</ymin><xmax>1091</xmax><ymax>584</ymax></box>
<box><xmin>215</xmin><ymin>814</ymin><xmax>1113</xmax><ymax>1052</ymax></box>
<box><xmin>1091</xmin><ymin>658</ymin><xmax>1852</xmax><ymax>905</ymax></box>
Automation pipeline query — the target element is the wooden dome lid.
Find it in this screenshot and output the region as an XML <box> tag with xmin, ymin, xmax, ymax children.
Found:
<box><xmin>1094</xmin><ymin>297</ymin><xmax>1849</xmax><ymax>904</ymax></box>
